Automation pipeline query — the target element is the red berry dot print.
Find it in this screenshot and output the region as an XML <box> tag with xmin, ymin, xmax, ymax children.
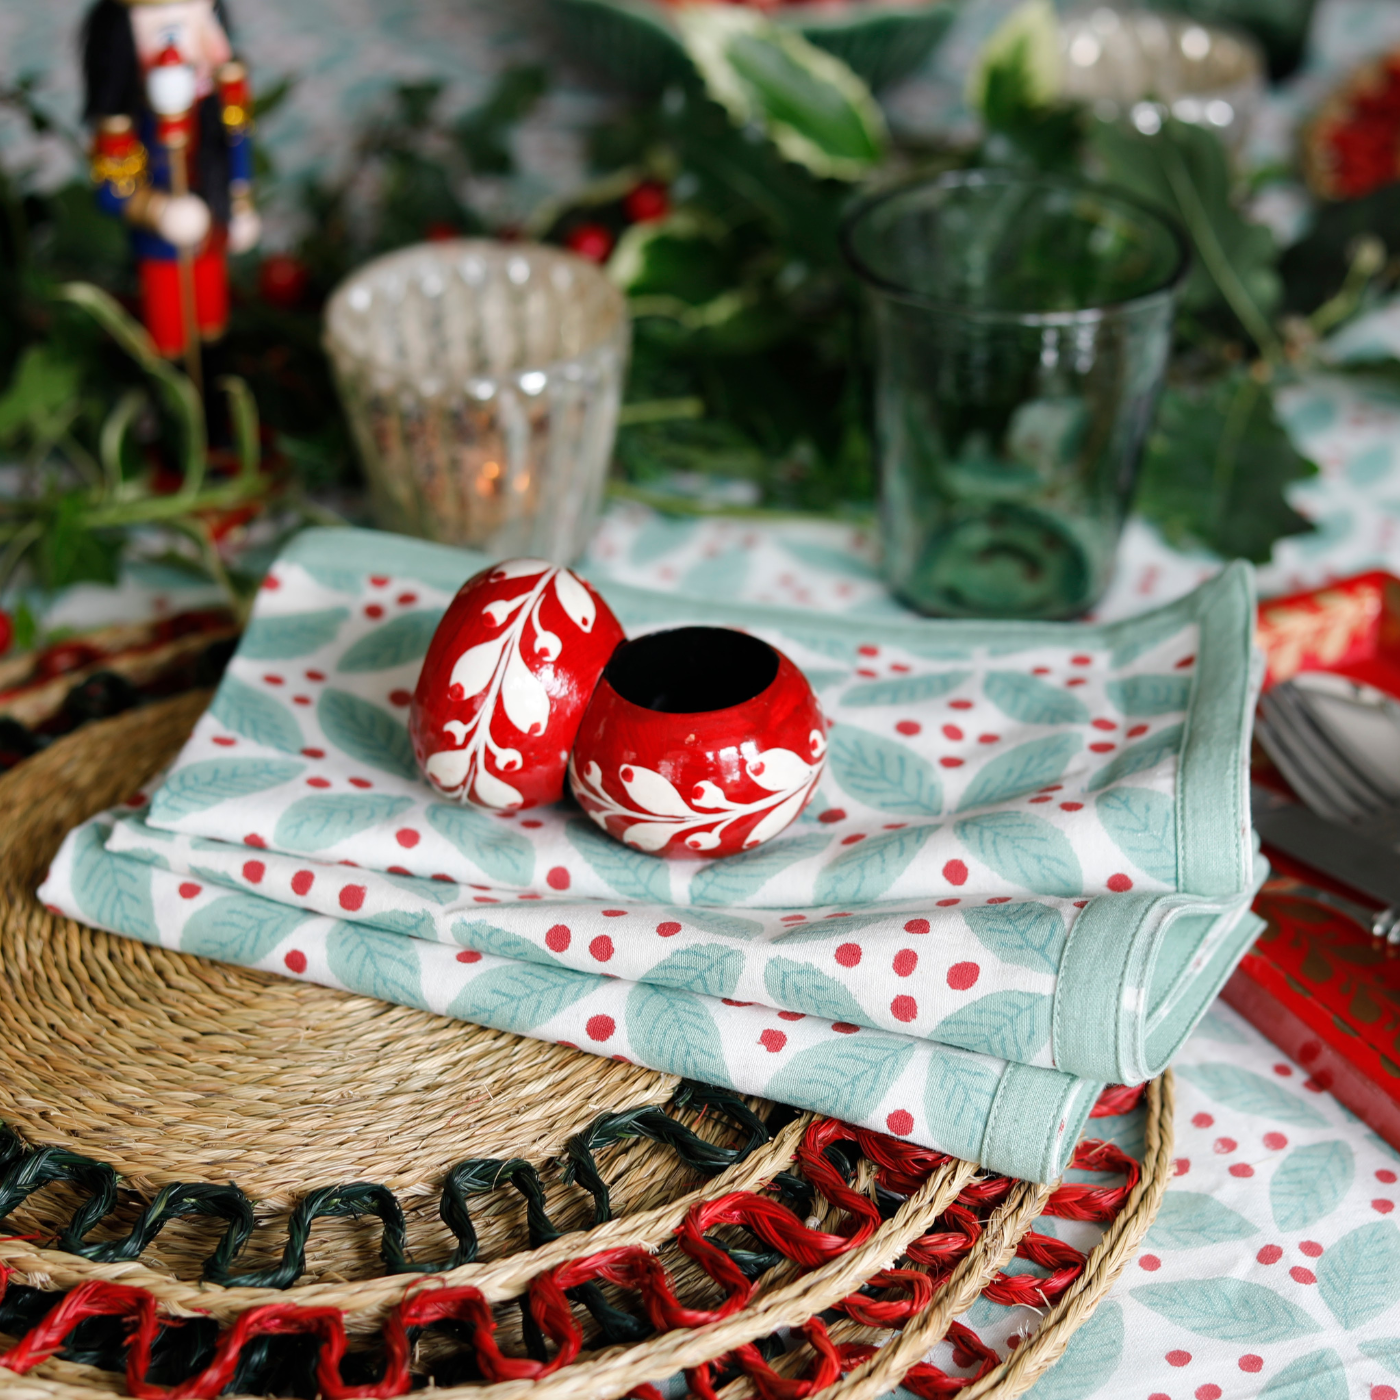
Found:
<box><xmin>1263</xmin><ymin>1132</ymin><xmax>1288</xmax><ymax>1150</ymax></box>
<box><xmin>1071</xmin><ymin>654</ymin><xmax>1091</xmax><ymax>667</ymax></box>
<box><xmin>1299</xmin><ymin>1240</ymin><xmax>1323</xmax><ymax>1257</ymax></box>
<box><xmin>243</xmin><ymin>860</ymin><xmax>265</xmax><ymax>884</ymax></box>
<box><xmin>1173</xmin><ymin>1158</ymin><xmax>1190</xmax><ymax>1176</ymax></box>
<box><xmin>1091</xmin><ymin>718</ymin><xmax>1117</xmax><ymax>731</ymax></box>
<box><xmin>947</xmin><ymin>962</ymin><xmax>980</xmax><ymax>991</ymax></box>
<box><xmin>1373</xmin><ymin>1198</ymin><xmax>1395</xmax><ymax>1214</ymax></box>
<box><xmin>301</xmin><ymin>748</ymin><xmax>325</xmax><ymax>759</ymax></box>
<box><xmin>858</xmin><ymin>645</ymin><xmax>878</xmax><ymax>657</ymax></box>
<box><xmin>1192</xmin><ymin>1112</ymin><xmax>1214</xmax><ymax>1128</ymax></box>
<box><xmin>896</xmin><ymin>720</ymin><xmax>922</xmax><ymax>737</ymax></box>
<box><xmin>886</xmin><ymin>1109</ymin><xmax>914</xmax><ymax>1137</ymax></box>
<box><xmin>949</xmin><ymin>699</ymin><xmax>973</xmax><ymax>710</ymax></box>
<box><xmin>602</xmin><ymin>909</ymin><xmax>627</xmax><ymax>917</ymax></box>
<box><xmin>456</xmin><ymin>950</ymin><xmax>482</xmax><ymax>963</ymax></box>
<box><xmin>841</xmin><ymin>833</ymin><xmax>866</xmax><ymax>846</ymax></box>
<box><xmin>1289</xmin><ymin>1266</ymin><xmax>1316</xmax><ymax>1284</ymax></box>
<box><xmin>1127</xmin><ymin>724</ymin><xmax>1149</xmax><ymax>738</ymax></box>
<box><xmin>365</xmin><ymin>604</ymin><xmax>384</xmax><ymax>619</ymax></box>
<box><xmin>1274</xmin><ymin>1062</ymin><xmax>1294</xmax><ymax>1077</ymax></box>
<box><xmin>178</xmin><ymin>882</ymin><xmax>202</xmax><ymax>899</ymax></box>
<box><xmin>1257</xmin><ymin>1244</ymin><xmax>1282</xmax><ymax>1265</ymax></box>
<box><xmin>939</xmin><ymin>756</ymin><xmax>964</xmax><ymax>768</ymax></box>
<box><xmin>943</xmin><ymin>859</ymin><xmax>968</xmax><ymax>886</ymax></box>
<box><xmin>586</xmin><ymin>1015</ymin><xmax>615</xmax><ymax>1042</ymax></box>
<box><xmin>547</xmin><ymin>866</ymin><xmax>571</xmax><ymax>890</ymax></box>
<box><xmin>244</xmin><ymin>833</ymin><xmax>267</xmax><ymax>849</ymax></box>
<box><xmin>263</xmin><ymin>674</ymin><xmax>284</xmax><ymax>686</ymax></box>
<box><xmin>212</xmin><ymin>735</ymin><xmax>236</xmax><ymax>747</ymax></box>
<box><xmin>818</xmin><ymin>808</ymin><xmax>847</xmax><ymax>824</ymax></box>
<box><xmin>890</xmin><ymin>995</ymin><xmax>917</xmax><ymax>1022</ymax></box>
<box><xmin>262</xmin><ymin>573</ymin><xmax>281</xmax><ymax>590</ymax></box>
<box><xmin>941</xmin><ymin>724</ymin><xmax>963</xmax><ymax>741</ymax></box>
<box><xmin>1166</xmin><ymin>1351</ymin><xmax>1192</xmax><ymax>1368</ymax></box>
<box><xmin>1089</xmin><ymin>742</ymin><xmax>1116</xmax><ymax>754</ymax></box>
<box><xmin>1374</xmin><ymin>1386</ymin><xmax>1399</xmax><ymax>1400</ymax></box>
<box><xmin>656</xmin><ymin>921</ymin><xmax>681</xmax><ymax>937</ymax></box>
<box><xmin>396</xmin><ymin>829</ymin><xmax>420</xmax><ymax>848</ymax></box>
<box><xmin>1215</xmin><ymin>1137</ymin><xmax>1238</xmax><ymax>1154</ymax></box>
<box><xmin>1229</xmin><ymin>1163</ymin><xmax>1255</xmax><ymax>1178</ymax></box>
<box><xmin>893</xmin><ymin>949</ymin><xmax>918</xmax><ymax>977</ymax></box>
<box><xmin>1060</xmin><ymin>801</ymin><xmax>1083</xmax><ymax>812</ymax></box>
<box><xmin>349</xmin><ymin>777</ymin><xmax>372</xmax><ymax>789</ymax></box>
<box><xmin>389</xmin><ymin>689</ymin><xmax>412</xmax><ymax>707</ymax></box>
<box><xmin>759</xmin><ymin>1029</ymin><xmax>787</xmax><ymax>1053</ymax></box>
<box><xmin>590</xmin><ymin>935</ymin><xmax>614</xmax><ymax>962</ymax></box>
<box><xmin>545</xmin><ymin>924</ymin><xmax>571</xmax><ymax>952</ymax></box>
<box><xmin>1138</xmin><ymin>1254</ymin><xmax>1161</xmax><ymax>1271</ymax></box>
<box><xmin>1107</xmin><ymin>873</ymin><xmax>1133</xmax><ymax>891</ymax></box>
<box><xmin>832</xmin><ymin>1022</ymin><xmax>860</xmax><ymax>1034</ymax></box>
<box><xmin>1378</xmin><ymin>1169</ymin><xmax>1398</xmax><ymax>1184</ymax></box>
<box><xmin>340</xmin><ymin>885</ymin><xmax>366</xmax><ymax>911</ymax></box>
<box><xmin>835</xmin><ymin>943</ymin><xmax>862</xmax><ymax>968</ymax></box>
<box><xmin>1239</xmin><ymin>1355</ymin><xmax>1263</xmax><ymax>1374</ymax></box>
<box><xmin>307</xmin><ymin>777</ymin><xmax>331</xmax><ymax>789</ymax></box>
<box><xmin>904</xmin><ymin>918</ymin><xmax>930</xmax><ymax>934</ymax></box>
<box><xmin>1195</xmin><ymin>1386</ymin><xmax>1222</xmax><ymax>1400</ymax></box>
<box><xmin>284</xmin><ymin>950</ymin><xmax>307</xmax><ymax>974</ymax></box>
<box><xmin>291</xmin><ymin>871</ymin><xmax>315</xmax><ymax>897</ymax></box>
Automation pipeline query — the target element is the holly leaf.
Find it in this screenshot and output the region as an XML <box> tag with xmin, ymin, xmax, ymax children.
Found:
<box><xmin>1134</xmin><ymin>372</ymin><xmax>1317</xmax><ymax>563</ymax></box>
<box><xmin>1089</xmin><ymin>116</ymin><xmax>1280</xmax><ymax>333</ymax></box>
<box><xmin>676</xmin><ymin>6</ymin><xmax>886</xmax><ymax>181</ymax></box>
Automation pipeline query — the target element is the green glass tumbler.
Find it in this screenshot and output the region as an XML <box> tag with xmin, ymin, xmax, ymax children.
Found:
<box><xmin>843</xmin><ymin>170</ymin><xmax>1188</xmax><ymax>620</ymax></box>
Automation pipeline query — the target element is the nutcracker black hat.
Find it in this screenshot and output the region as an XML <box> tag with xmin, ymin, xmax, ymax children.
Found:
<box><xmin>79</xmin><ymin>0</ymin><xmax>235</xmax><ymax>221</ymax></box>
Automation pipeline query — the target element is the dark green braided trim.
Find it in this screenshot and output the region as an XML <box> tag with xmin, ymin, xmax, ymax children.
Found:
<box><xmin>0</xmin><ymin>1083</ymin><xmax>808</xmax><ymax>1300</ymax></box>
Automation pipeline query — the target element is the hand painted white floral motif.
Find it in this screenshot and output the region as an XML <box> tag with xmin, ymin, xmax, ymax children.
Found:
<box><xmin>426</xmin><ymin>560</ymin><xmax>596</xmax><ymax>809</ymax></box>
<box><xmin>570</xmin><ymin>729</ymin><xmax>827</xmax><ymax>852</ymax></box>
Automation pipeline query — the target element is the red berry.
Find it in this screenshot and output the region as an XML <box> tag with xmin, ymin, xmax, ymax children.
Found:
<box><xmin>624</xmin><ymin>181</ymin><xmax>670</xmax><ymax>224</ymax></box>
<box><xmin>0</xmin><ymin>610</ymin><xmax>11</xmax><ymax>657</ymax></box>
<box><xmin>566</xmin><ymin>223</ymin><xmax>615</xmax><ymax>263</ymax></box>
<box><xmin>258</xmin><ymin>253</ymin><xmax>310</xmax><ymax>310</ymax></box>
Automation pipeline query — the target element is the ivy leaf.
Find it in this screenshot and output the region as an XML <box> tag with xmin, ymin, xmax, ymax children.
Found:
<box><xmin>427</xmin><ymin>804</ymin><xmax>535</xmax><ymax>886</ymax></box>
<box><xmin>676</xmin><ymin>6</ymin><xmax>887</xmax><ymax>181</ymax></box>
<box><xmin>1175</xmin><ymin>1063</ymin><xmax>1328</xmax><ymax>1127</ymax></box>
<box><xmin>325</xmin><ymin>922</ymin><xmax>427</xmax><ymax>1010</ymax></box>
<box><xmin>957</xmin><ymin>734</ymin><xmax>1080</xmax><ymax>812</ymax></box>
<box><xmin>1271</xmin><ymin>1140</ymin><xmax>1354</xmax><ymax>1231</ymax></box>
<box><xmin>449</xmin><ymin>962</ymin><xmax>603</xmax><ymax>1035</ymax></box>
<box><xmin>763</xmin><ymin>957</ymin><xmax>866</xmax><ymax>1024</ymax></box>
<box><xmin>649</xmin><ymin>944</ymin><xmax>745</xmax><ymax>998</ymax></box>
<box><xmin>274</xmin><ymin>793</ymin><xmax>413</xmax><ymax>853</ymax></box>
<box><xmin>1145</xmin><ymin>1192</ymin><xmax>1257</xmax><ymax>1249</ymax></box>
<box><xmin>566</xmin><ymin>817</ymin><xmax>672</xmax><ymax>902</ymax></box>
<box><xmin>1134</xmin><ymin>372</ymin><xmax>1317</xmax><ymax>563</ymax></box>
<box><xmin>337</xmin><ymin>610</ymin><xmax>444</xmax><ymax>672</ymax></box>
<box><xmin>766</xmin><ymin>1031</ymin><xmax>915</xmax><ymax>1123</ymax></box>
<box><xmin>240</xmin><ymin>609</ymin><xmax>349</xmax><ymax>661</ymax></box>
<box><xmin>924</xmin><ymin>1047</ymin><xmax>1003</xmax><ymax>1162</ymax></box>
<box><xmin>1258</xmin><ymin>1349</ymin><xmax>1347</xmax><ymax>1400</ymax></box>
<box><xmin>962</xmin><ymin>902</ymin><xmax>1066</xmax><ymax>975</ymax></box>
<box><xmin>317</xmin><ymin>689</ymin><xmax>418</xmax><ymax>780</ymax></box>
<box><xmin>626</xmin><ymin>983</ymin><xmax>731</xmax><ymax>1086</ymax></box>
<box><xmin>1316</xmin><ymin>1220</ymin><xmax>1400</xmax><ymax>1329</ymax></box>
<box><xmin>826</xmin><ymin>723</ymin><xmax>942</xmax><ymax>816</ymax></box>
<box><xmin>1131</xmin><ymin>1277</ymin><xmax>1320</xmax><ymax>1342</ymax></box>
<box><xmin>934</xmin><ymin>990</ymin><xmax>1052</xmax><ymax>1062</ymax></box>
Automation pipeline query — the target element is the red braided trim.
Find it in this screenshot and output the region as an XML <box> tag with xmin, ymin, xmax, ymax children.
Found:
<box><xmin>0</xmin><ymin>1126</ymin><xmax>1140</xmax><ymax>1398</ymax></box>
<box><xmin>1089</xmin><ymin>1084</ymin><xmax>1146</xmax><ymax>1118</ymax></box>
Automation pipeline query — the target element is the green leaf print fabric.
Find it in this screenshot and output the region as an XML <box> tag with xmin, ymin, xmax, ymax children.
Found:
<box><xmin>38</xmin><ymin>527</ymin><xmax>1267</xmax><ymax>1180</ymax></box>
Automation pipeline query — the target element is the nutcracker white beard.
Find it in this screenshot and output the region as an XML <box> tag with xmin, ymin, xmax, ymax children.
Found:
<box><xmin>127</xmin><ymin>1</ymin><xmax>232</xmax><ymax>100</ymax></box>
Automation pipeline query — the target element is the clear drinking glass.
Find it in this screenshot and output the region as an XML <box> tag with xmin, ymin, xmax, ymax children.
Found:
<box><xmin>843</xmin><ymin>170</ymin><xmax>1188</xmax><ymax>620</ymax></box>
<box><xmin>325</xmin><ymin>240</ymin><xmax>630</xmax><ymax>563</ymax></box>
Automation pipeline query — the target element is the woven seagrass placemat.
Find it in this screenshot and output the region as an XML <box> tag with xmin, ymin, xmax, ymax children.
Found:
<box><xmin>0</xmin><ymin>694</ymin><xmax>1174</xmax><ymax>1400</ymax></box>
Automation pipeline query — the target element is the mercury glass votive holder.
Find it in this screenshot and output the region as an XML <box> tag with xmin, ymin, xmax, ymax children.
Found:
<box><xmin>325</xmin><ymin>241</ymin><xmax>630</xmax><ymax>563</ymax></box>
<box><xmin>843</xmin><ymin>170</ymin><xmax>1188</xmax><ymax>621</ymax></box>
<box><xmin>1059</xmin><ymin>5</ymin><xmax>1265</xmax><ymax>154</ymax></box>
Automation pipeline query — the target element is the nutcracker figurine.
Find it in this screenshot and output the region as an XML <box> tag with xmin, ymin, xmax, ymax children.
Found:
<box><xmin>81</xmin><ymin>0</ymin><xmax>261</xmax><ymax>392</ymax></box>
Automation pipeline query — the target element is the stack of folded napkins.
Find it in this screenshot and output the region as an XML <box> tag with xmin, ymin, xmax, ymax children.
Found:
<box><xmin>42</xmin><ymin>529</ymin><xmax>1265</xmax><ymax>1183</ymax></box>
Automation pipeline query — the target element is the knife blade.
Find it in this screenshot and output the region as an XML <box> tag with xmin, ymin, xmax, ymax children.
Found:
<box><xmin>1252</xmin><ymin>782</ymin><xmax>1400</xmax><ymax>909</ymax></box>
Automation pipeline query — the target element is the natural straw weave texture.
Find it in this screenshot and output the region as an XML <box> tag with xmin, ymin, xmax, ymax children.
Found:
<box><xmin>0</xmin><ymin>694</ymin><xmax>1173</xmax><ymax>1400</ymax></box>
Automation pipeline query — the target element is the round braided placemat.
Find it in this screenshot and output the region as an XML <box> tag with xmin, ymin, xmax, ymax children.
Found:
<box><xmin>0</xmin><ymin>694</ymin><xmax>1174</xmax><ymax>1400</ymax></box>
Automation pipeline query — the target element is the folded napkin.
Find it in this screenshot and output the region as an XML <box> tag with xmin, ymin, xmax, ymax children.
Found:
<box><xmin>46</xmin><ymin>803</ymin><xmax>1101</xmax><ymax>1183</ymax></box>
<box><xmin>39</xmin><ymin>528</ymin><xmax>1266</xmax><ymax>1181</ymax></box>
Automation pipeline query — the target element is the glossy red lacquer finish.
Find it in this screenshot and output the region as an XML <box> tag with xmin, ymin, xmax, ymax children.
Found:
<box><xmin>411</xmin><ymin>558</ymin><xmax>625</xmax><ymax>810</ymax></box>
<box><xmin>569</xmin><ymin>631</ymin><xmax>827</xmax><ymax>859</ymax></box>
